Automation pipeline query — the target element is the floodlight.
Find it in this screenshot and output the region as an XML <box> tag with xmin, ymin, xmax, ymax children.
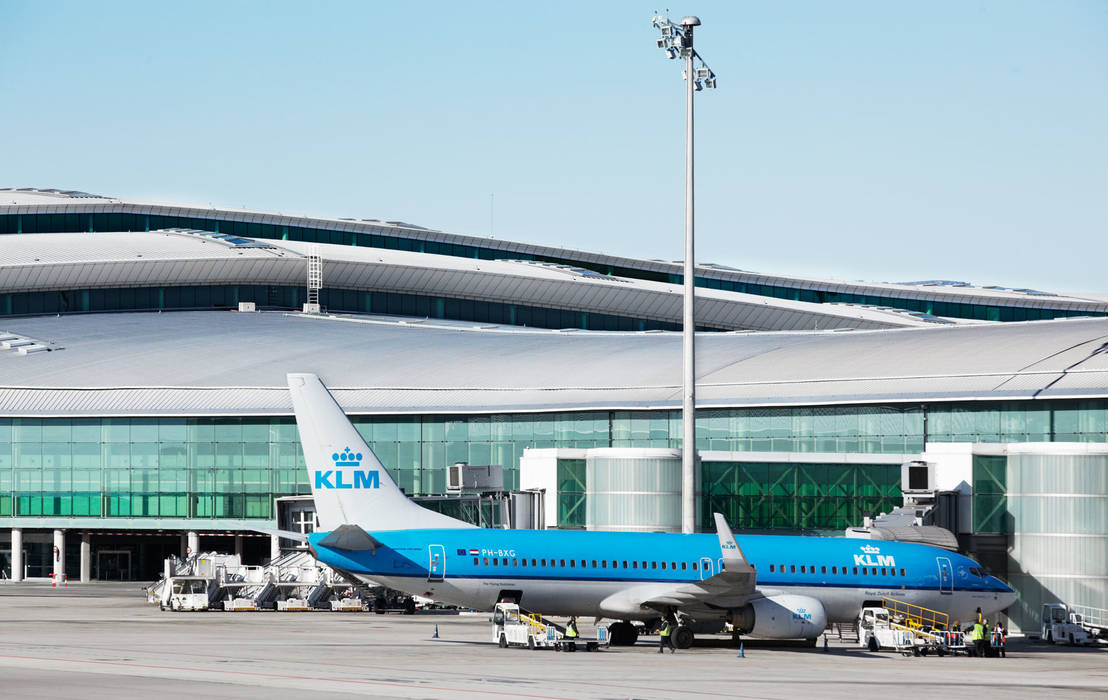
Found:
<box><xmin>694</xmin><ymin>80</ymin><xmax>704</xmax><ymax>91</ymax></box>
<box><xmin>666</xmin><ymin>47</ymin><xmax>678</xmax><ymax>59</ymax></box>
<box><xmin>657</xmin><ymin>38</ymin><xmax>667</xmax><ymax>49</ymax></box>
<box><xmin>705</xmin><ymin>77</ymin><xmax>717</xmax><ymax>89</ymax></box>
<box><xmin>695</xmin><ymin>67</ymin><xmax>710</xmax><ymax>79</ymax></box>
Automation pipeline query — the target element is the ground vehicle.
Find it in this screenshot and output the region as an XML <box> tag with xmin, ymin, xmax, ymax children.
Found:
<box><xmin>492</xmin><ymin>602</ymin><xmax>603</xmax><ymax>651</ymax></box>
<box><xmin>492</xmin><ymin>602</ymin><xmax>558</xmax><ymax>649</ymax></box>
<box><xmin>858</xmin><ymin>598</ymin><xmax>964</xmax><ymax>656</ymax></box>
<box><xmin>1041</xmin><ymin>604</ymin><xmax>1093</xmax><ymax>645</ymax></box>
<box><xmin>160</xmin><ymin>577</ymin><xmax>210</xmax><ymax>611</ymax></box>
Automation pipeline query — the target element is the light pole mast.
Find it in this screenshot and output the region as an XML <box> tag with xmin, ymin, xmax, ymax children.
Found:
<box><xmin>653</xmin><ymin>12</ymin><xmax>717</xmax><ymax>534</ymax></box>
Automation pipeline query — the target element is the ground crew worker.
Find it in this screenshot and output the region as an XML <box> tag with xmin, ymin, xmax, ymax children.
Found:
<box><xmin>658</xmin><ymin>618</ymin><xmax>675</xmax><ymax>654</ymax></box>
<box><xmin>972</xmin><ymin>619</ymin><xmax>988</xmax><ymax>658</ymax></box>
<box><xmin>565</xmin><ymin>617</ymin><xmax>579</xmax><ymax>639</ymax></box>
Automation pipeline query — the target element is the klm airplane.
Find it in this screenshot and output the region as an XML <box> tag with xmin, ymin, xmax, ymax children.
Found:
<box><xmin>287</xmin><ymin>373</ymin><xmax>1016</xmax><ymax>647</ymax></box>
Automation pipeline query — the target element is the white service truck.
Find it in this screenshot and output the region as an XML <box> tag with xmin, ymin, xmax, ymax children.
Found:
<box><xmin>160</xmin><ymin>577</ymin><xmax>210</xmax><ymax>611</ymax></box>
<box><xmin>491</xmin><ymin>603</ymin><xmax>604</xmax><ymax>651</ymax></box>
<box><xmin>1041</xmin><ymin>604</ymin><xmax>1093</xmax><ymax>645</ymax></box>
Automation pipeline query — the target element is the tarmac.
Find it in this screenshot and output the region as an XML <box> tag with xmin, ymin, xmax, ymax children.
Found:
<box><xmin>1</xmin><ymin>582</ymin><xmax>1105</xmax><ymax>700</ymax></box>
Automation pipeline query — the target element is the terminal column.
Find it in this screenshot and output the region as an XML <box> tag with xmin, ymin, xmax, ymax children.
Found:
<box><xmin>270</xmin><ymin>534</ymin><xmax>281</xmax><ymax>563</ymax></box>
<box><xmin>53</xmin><ymin>529</ymin><xmax>66</xmax><ymax>580</ymax></box>
<box><xmin>80</xmin><ymin>533</ymin><xmax>91</xmax><ymax>583</ymax></box>
<box><xmin>10</xmin><ymin>528</ymin><xmax>23</xmax><ymax>582</ymax></box>
<box><xmin>234</xmin><ymin>534</ymin><xmax>244</xmax><ymax>559</ymax></box>
<box><xmin>187</xmin><ymin>531</ymin><xmax>199</xmax><ymax>558</ymax></box>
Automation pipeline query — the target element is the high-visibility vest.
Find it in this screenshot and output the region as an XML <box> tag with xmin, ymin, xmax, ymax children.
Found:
<box><xmin>972</xmin><ymin>623</ymin><xmax>985</xmax><ymax>641</ymax></box>
<box><xmin>660</xmin><ymin>622</ymin><xmax>671</xmax><ymax>637</ymax></box>
<box><xmin>566</xmin><ymin>622</ymin><xmax>579</xmax><ymax>638</ymax></box>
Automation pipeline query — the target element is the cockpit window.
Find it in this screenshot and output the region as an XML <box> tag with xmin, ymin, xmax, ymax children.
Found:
<box><xmin>969</xmin><ymin>566</ymin><xmax>987</xmax><ymax>578</ymax></box>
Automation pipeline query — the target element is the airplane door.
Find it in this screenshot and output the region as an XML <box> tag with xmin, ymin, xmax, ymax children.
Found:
<box><xmin>699</xmin><ymin>557</ymin><xmax>714</xmax><ymax>580</ymax></box>
<box><xmin>428</xmin><ymin>544</ymin><xmax>445</xmax><ymax>582</ymax></box>
<box><xmin>936</xmin><ymin>557</ymin><xmax>953</xmax><ymax>594</ymax></box>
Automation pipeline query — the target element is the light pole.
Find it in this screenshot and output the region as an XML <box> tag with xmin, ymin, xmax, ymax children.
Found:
<box><xmin>652</xmin><ymin>12</ymin><xmax>717</xmax><ymax>534</ymax></box>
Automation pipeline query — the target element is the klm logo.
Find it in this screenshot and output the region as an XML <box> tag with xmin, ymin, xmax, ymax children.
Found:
<box><xmin>853</xmin><ymin>544</ymin><xmax>895</xmax><ymax>567</ymax></box>
<box><xmin>314</xmin><ymin>447</ymin><xmax>380</xmax><ymax>489</ymax></box>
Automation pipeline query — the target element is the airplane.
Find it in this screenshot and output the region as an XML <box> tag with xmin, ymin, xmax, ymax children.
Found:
<box><xmin>285</xmin><ymin>372</ymin><xmax>1017</xmax><ymax>647</ymax></box>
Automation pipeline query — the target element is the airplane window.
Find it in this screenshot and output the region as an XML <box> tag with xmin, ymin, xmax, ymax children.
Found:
<box><xmin>531</xmin><ymin>559</ymin><xmax>537</xmax><ymax>566</ymax></box>
<box><xmin>831</xmin><ymin>566</ymin><xmax>837</xmax><ymax>574</ymax></box>
<box><xmin>559</xmin><ymin>559</ymin><xmax>565</xmax><ymax>567</ymax></box>
<box><xmin>670</xmin><ymin>562</ymin><xmax>676</xmax><ymax>570</ymax></box>
<box><xmin>601</xmin><ymin>560</ymin><xmax>607</xmax><ymax>568</ymax></box>
<box><xmin>632</xmin><ymin>561</ymin><xmax>638</xmax><ymax>569</ymax></box>
<box><xmin>484</xmin><ymin>558</ymin><xmax>489</xmax><ymax>566</ymax></box>
<box><xmin>681</xmin><ymin>562</ymin><xmax>687</xmax><ymax>570</ymax></box>
<box><xmin>623</xmin><ymin>561</ymin><xmax>628</xmax><ymax>568</ymax></box>
<box><xmin>612</xmin><ymin>561</ymin><xmax>618</xmax><ymax>568</ymax></box>
<box><xmin>541</xmin><ymin>558</ymin><xmax>546</xmax><ymax>566</ymax></box>
<box><xmin>521</xmin><ymin>559</ymin><xmax>527</xmax><ymax>567</ymax></box>
<box><xmin>493</xmin><ymin>558</ymin><xmax>498</xmax><ymax>566</ymax></box>
<box><xmin>513</xmin><ymin>558</ymin><xmax>518</xmax><ymax>567</ymax></box>
<box><xmin>569</xmin><ymin>559</ymin><xmax>575</xmax><ymax>568</ymax></box>
<box><xmin>852</xmin><ymin>567</ymin><xmax>858</xmax><ymax>575</ymax></box>
<box><xmin>660</xmin><ymin>562</ymin><xmax>666</xmax><ymax>570</ymax></box>
<box><xmin>503</xmin><ymin>558</ymin><xmax>509</xmax><ymax>566</ymax></box>
<box><xmin>473</xmin><ymin>557</ymin><xmax>479</xmax><ymax>565</ymax></box>
<box><xmin>642</xmin><ymin>561</ymin><xmax>648</xmax><ymax>569</ymax></box>
<box><xmin>889</xmin><ymin>568</ymin><xmax>895</xmax><ymax>577</ymax></box>
<box><xmin>790</xmin><ymin>565</ymin><xmax>796</xmax><ymax>573</ymax></box>
<box><xmin>899</xmin><ymin>568</ymin><xmax>905</xmax><ymax>576</ymax></box>
<box><xmin>592</xmin><ymin>560</ymin><xmax>598</xmax><ymax>568</ymax></box>
<box><xmin>862</xmin><ymin>567</ymin><xmax>867</xmax><ymax>575</ymax></box>
<box><xmin>580</xmin><ymin>560</ymin><xmax>586</xmax><ymax>568</ymax></box>
<box><xmin>800</xmin><ymin>566</ymin><xmax>806</xmax><ymax>573</ymax></box>
<box><xmin>651</xmin><ymin>562</ymin><xmax>657</xmax><ymax>569</ymax></box>
<box><xmin>881</xmin><ymin>568</ymin><xmax>886</xmax><ymax>576</ymax></box>
<box><xmin>692</xmin><ymin>562</ymin><xmax>697</xmax><ymax>570</ymax></box>
<box><xmin>770</xmin><ymin>565</ymin><xmax>775</xmax><ymax>572</ymax></box>
<box><xmin>821</xmin><ymin>566</ymin><xmax>827</xmax><ymax>574</ymax></box>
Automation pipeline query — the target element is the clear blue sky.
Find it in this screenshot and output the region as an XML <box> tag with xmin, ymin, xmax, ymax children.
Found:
<box><xmin>2</xmin><ymin>1</ymin><xmax>1105</xmax><ymax>291</ymax></box>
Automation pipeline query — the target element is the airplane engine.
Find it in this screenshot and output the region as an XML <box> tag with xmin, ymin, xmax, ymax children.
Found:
<box><xmin>732</xmin><ymin>595</ymin><xmax>827</xmax><ymax>640</ymax></box>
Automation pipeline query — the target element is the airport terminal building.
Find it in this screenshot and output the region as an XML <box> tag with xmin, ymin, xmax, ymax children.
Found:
<box><xmin>1</xmin><ymin>187</ymin><xmax>1106</xmax><ymax>631</ymax></box>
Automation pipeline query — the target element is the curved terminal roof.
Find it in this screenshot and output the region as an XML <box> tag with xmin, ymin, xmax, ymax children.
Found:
<box><xmin>3</xmin><ymin>188</ymin><xmax>1105</xmax><ymax>315</ymax></box>
<box><xmin>1</xmin><ymin>311</ymin><xmax>1105</xmax><ymax>417</ymax></box>
<box><xmin>0</xmin><ymin>230</ymin><xmax>939</xmax><ymax>332</ymax></box>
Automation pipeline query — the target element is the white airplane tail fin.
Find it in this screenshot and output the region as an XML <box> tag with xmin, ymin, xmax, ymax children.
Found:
<box><xmin>287</xmin><ymin>373</ymin><xmax>474</xmax><ymax>532</ymax></box>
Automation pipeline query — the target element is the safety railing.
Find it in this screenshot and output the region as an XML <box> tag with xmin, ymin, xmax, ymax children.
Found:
<box><xmin>882</xmin><ymin>596</ymin><xmax>950</xmax><ymax>631</ymax></box>
<box><xmin>1070</xmin><ymin>605</ymin><xmax>1108</xmax><ymax>631</ymax></box>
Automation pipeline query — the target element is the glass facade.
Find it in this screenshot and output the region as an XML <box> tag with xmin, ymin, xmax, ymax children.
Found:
<box><xmin>0</xmin><ymin>285</ymin><xmax>689</xmax><ymax>332</ymax></box>
<box><xmin>1</xmin><ymin>400</ymin><xmax>1104</xmax><ymax>525</ymax></box>
<box><xmin>2</xmin><ymin>211</ymin><xmax>1100</xmax><ymax>323</ymax></box>
<box><xmin>701</xmin><ymin>461</ymin><xmax>902</xmax><ymax>531</ymax></box>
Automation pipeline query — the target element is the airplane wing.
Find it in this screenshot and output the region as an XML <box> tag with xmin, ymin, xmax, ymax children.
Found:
<box><xmin>600</xmin><ymin>513</ymin><xmax>759</xmax><ymax>614</ymax></box>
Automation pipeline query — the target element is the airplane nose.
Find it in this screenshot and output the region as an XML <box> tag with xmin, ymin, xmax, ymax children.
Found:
<box><xmin>998</xmin><ymin>582</ymin><xmax>1017</xmax><ymax>609</ymax></box>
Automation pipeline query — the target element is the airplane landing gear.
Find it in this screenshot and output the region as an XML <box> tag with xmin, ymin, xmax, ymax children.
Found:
<box><xmin>608</xmin><ymin>621</ymin><xmax>639</xmax><ymax>646</ymax></box>
<box><xmin>674</xmin><ymin>626</ymin><xmax>695</xmax><ymax>649</ymax></box>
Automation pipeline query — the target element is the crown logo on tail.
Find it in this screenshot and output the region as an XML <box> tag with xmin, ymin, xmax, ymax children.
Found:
<box><xmin>332</xmin><ymin>447</ymin><xmax>362</xmax><ymax>467</ymax></box>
